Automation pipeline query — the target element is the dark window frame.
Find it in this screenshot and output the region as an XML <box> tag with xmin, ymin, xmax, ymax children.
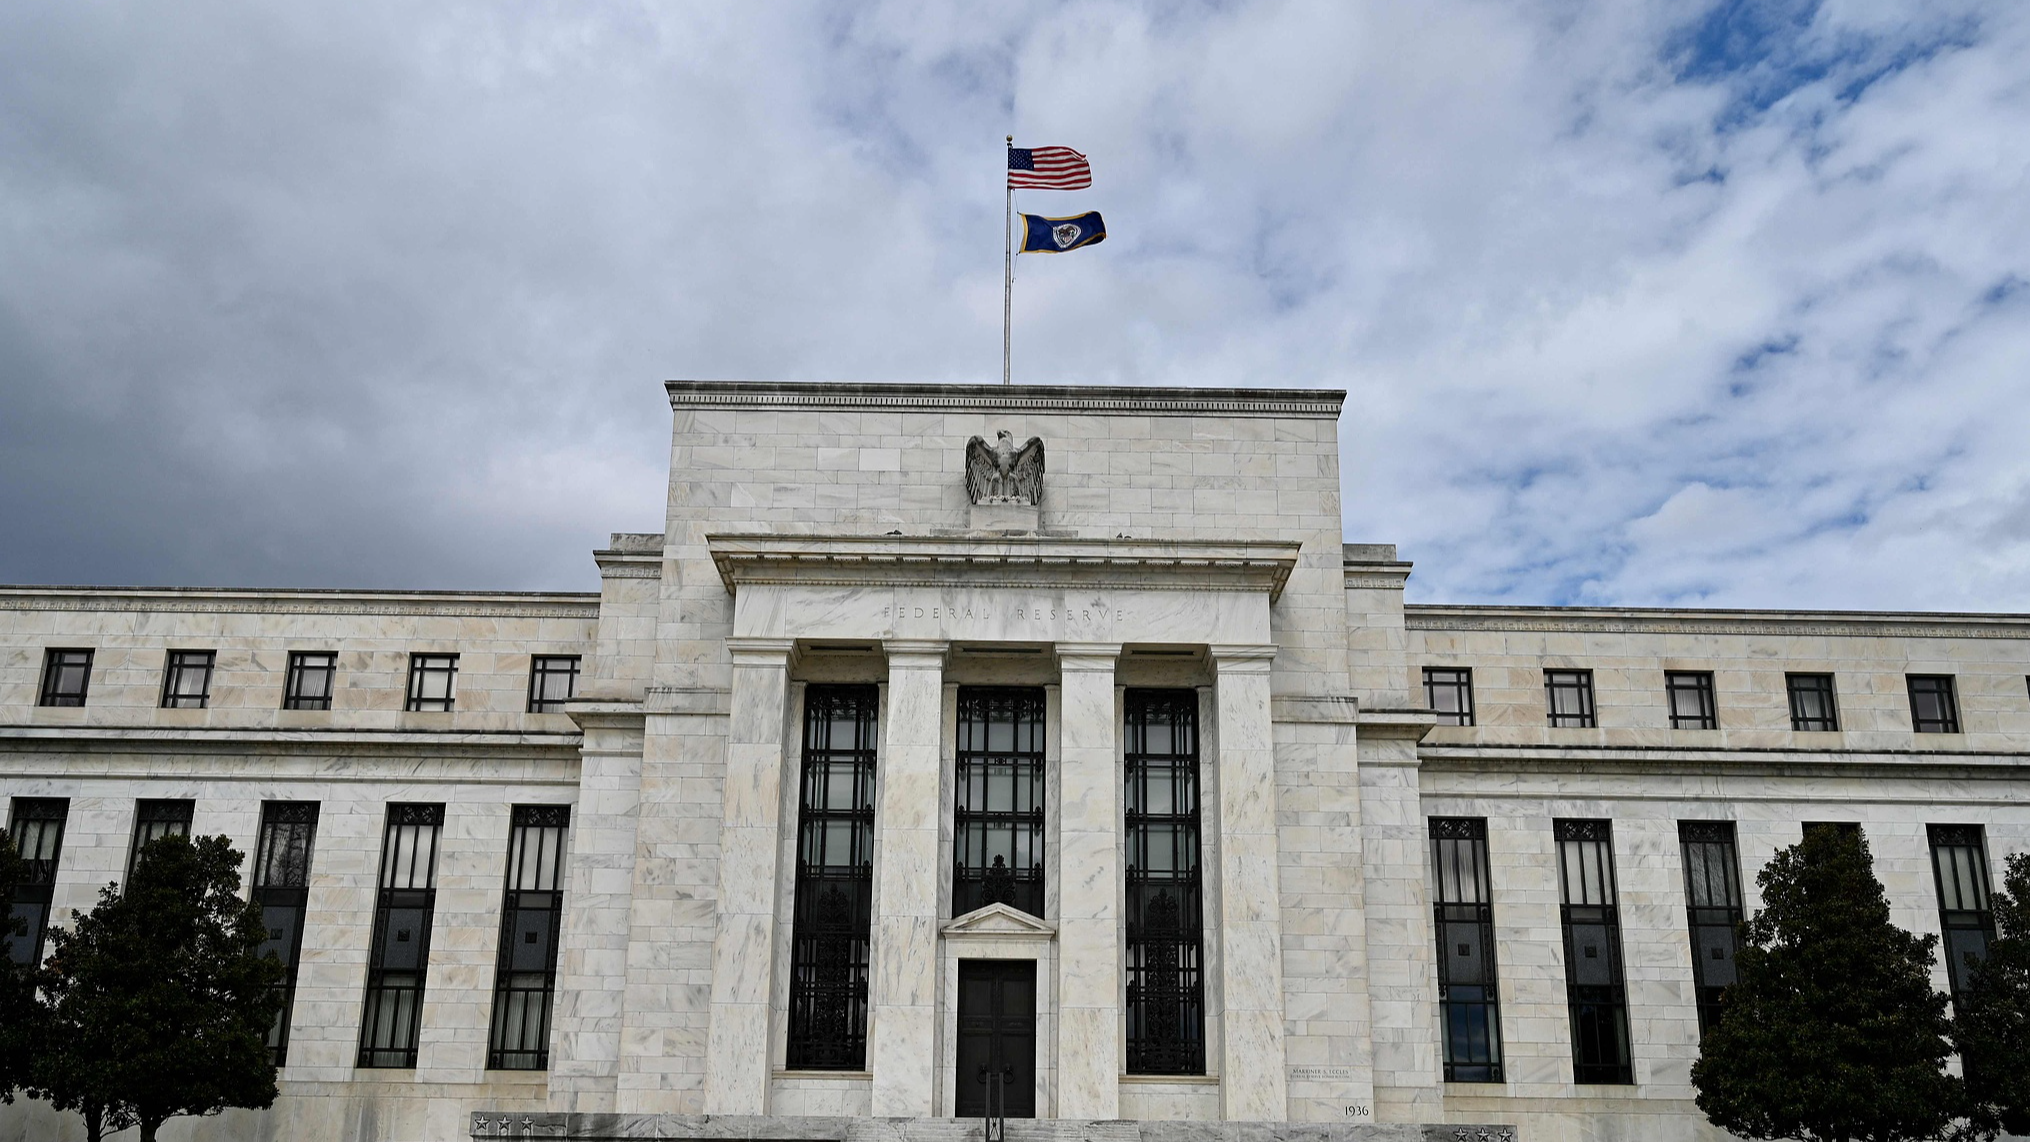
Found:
<box><xmin>5</xmin><ymin>798</ymin><xmax>69</xmax><ymax>967</ymax></box>
<box><xmin>1545</xmin><ymin>670</ymin><xmax>1597</xmax><ymax>728</ymax></box>
<box><xmin>1124</xmin><ymin>689</ymin><xmax>1206</xmax><ymax>1076</ymax></box>
<box><xmin>526</xmin><ymin>655</ymin><xmax>581</xmax><ymax>714</ymax></box>
<box><xmin>1678</xmin><ymin>821</ymin><xmax>1744</xmax><ymax>1037</ymax></box>
<box><xmin>1908</xmin><ymin>675</ymin><xmax>1961</xmax><ymax>734</ymax></box>
<box><xmin>785</xmin><ymin>685</ymin><xmax>879</xmax><ymax>1070</ymax></box>
<box><xmin>38</xmin><ymin>649</ymin><xmax>93</xmax><ymax>708</ymax></box>
<box><xmin>160</xmin><ymin>649</ymin><xmax>216</xmax><ymax>709</ymax></box>
<box><xmin>1786</xmin><ymin>673</ymin><xmax>1839</xmax><ymax>732</ymax></box>
<box><xmin>1665</xmin><ymin>671</ymin><xmax>1718</xmax><ymax>730</ymax></box>
<box><xmin>1555</xmin><ymin>818</ymin><xmax>1633</xmax><ymax>1085</ymax></box>
<box><xmin>252</xmin><ymin>801</ymin><xmax>320</xmax><ymax>1066</ymax></box>
<box><xmin>1430</xmin><ymin>816</ymin><xmax>1503</xmax><ymax>1083</ymax></box>
<box><xmin>358</xmin><ymin>803</ymin><xmax>444</xmax><ymax>1068</ymax></box>
<box><xmin>488</xmin><ymin>805</ymin><xmax>570</xmax><ymax>1070</ymax></box>
<box><xmin>1424</xmin><ymin>667</ymin><xmax>1476</xmax><ymax>727</ymax></box>
<box><xmin>283</xmin><ymin>651</ymin><xmax>338</xmax><ymax>711</ymax></box>
<box><xmin>952</xmin><ymin>687</ymin><xmax>1047</xmax><ymax>919</ymax></box>
<box><xmin>405</xmin><ymin>654</ymin><xmax>459</xmax><ymax>713</ymax></box>
<box><xmin>127</xmin><ymin>798</ymin><xmax>195</xmax><ymax>877</ymax></box>
<box><xmin>1928</xmin><ymin>824</ymin><xmax>1995</xmax><ymax>1012</ymax></box>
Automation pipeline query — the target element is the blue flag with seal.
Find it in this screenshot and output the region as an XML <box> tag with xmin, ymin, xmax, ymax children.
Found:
<box><xmin>1020</xmin><ymin>211</ymin><xmax>1105</xmax><ymax>253</ymax></box>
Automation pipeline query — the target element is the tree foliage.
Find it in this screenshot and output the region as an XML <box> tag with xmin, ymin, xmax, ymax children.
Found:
<box><xmin>1691</xmin><ymin>825</ymin><xmax>1982</xmax><ymax>1142</ymax></box>
<box><xmin>1956</xmin><ymin>851</ymin><xmax>2030</xmax><ymax>1135</ymax></box>
<box><xmin>31</xmin><ymin>833</ymin><xmax>283</xmax><ymax>1142</ymax></box>
<box><xmin>0</xmin><ymin>832</ymin><xmax>43</xmax><ymax>1105</ymax></box>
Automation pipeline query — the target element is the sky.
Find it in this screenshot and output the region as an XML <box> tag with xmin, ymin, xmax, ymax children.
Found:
<box><xmin>0</xmin><ymin>0</ymin><xmax>2025</xmax><ymax>609</ymax></box>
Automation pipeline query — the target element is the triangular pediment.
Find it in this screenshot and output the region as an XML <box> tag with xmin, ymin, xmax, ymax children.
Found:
<box><xmin>940</xmin><ymin>902</ymin><xmax>1057</xmax><ymax>937</ymax></box>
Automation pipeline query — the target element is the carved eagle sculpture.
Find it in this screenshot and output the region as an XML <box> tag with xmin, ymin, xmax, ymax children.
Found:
<box><xmin>964</xmin><ymin>431</ymin><xmax>1046</xmax><ymax>506</ymax></box>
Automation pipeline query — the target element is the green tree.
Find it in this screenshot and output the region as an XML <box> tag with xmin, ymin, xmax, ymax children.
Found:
<box><xmin>31</xmin><ymin>833</ymin><xmax>283</xmax><ymax>1142</ymax></box>
<box><xmin>0</xmin><ymin>833</ymin><xmax>44</xmax><ymax>1104</ymax></box>
<box><xmin>1956</xmin><ymin>851</ymin><xmax>2030</xmax><ymax>1134</ymax></box>
<box><xmin>1691</xmin><ymin>825</ymin><xmax>1982</xmax><ymax>1142</ymax></box>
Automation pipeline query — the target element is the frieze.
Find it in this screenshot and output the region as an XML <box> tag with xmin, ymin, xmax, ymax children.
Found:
<box><xmin>0</xmin><ymin>592</ymin><xmax>597</xmax><ymax>619</ymax></box>
<box><xmin>667</xmin><ymin>380</ymin><xmax>1345</xmax><ymax>418</ymax></box>
<box><xmin>1406</xmin><ymin>607</ymin><xmax>2030</xmax><ymax>640</ymax></box>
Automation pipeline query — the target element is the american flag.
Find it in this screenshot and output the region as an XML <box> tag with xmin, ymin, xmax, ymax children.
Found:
<box><xmin>1007</xmin><ymin>146</ymin><xmax>1092</xmax><ymax>190</ymax></box>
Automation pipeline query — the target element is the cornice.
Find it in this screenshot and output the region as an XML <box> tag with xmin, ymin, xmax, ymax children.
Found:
<box><xmin>706</xmin><ymin>534</ymin><xmax>1303</xmax><ymax>602</ymax></box>
<box><xmin>667</xmin><ymin>380</ymin><xmax>1345</xmax><ymax>419</ymax></box>
<box><xmin>0</xmin><ymin>585</ymin><xmax>598</xmax><ymax>619</ymax></box>
<box><xmin>1406</xmin><ymin>604</ymin><xmax>2030</xmax><ymax>640</ymax></box>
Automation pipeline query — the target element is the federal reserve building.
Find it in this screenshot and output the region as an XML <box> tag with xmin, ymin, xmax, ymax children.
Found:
<box><xmin>4</xmin><ymin>380</ymin><xmax>2027</xmax><ymax>1142</ymax></box>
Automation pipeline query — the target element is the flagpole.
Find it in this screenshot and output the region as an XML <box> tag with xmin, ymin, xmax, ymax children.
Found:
<box><xmin>1003</xmin><ymin>135</ymin><xmax>1013</xmax><ymax>386</ymax></box>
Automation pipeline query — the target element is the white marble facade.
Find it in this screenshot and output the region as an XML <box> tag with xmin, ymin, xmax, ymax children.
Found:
<box><xmin>0</xmin><ymin>381</ymin><xmax>2027</xmax><ymax>1142</ymax></box>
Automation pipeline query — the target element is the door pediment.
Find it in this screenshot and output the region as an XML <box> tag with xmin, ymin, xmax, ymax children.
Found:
<box><xmin>942</xmin><ymin>902</ymin><xmax>1058</xmax><ymax>938</ymax></box>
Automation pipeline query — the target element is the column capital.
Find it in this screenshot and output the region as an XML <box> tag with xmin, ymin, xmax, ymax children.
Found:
<box><xmin>1054</xmin><ymin>641</ymin><xmax>1123</xmax><ymax>671</ymax></box>
<box><xmin>724</xmin><ymin>637</ymin><xmax>797</xmax><ymax>666</ymax></box>
<box><xmin>881</xmin><ymin>638</ymin><xmax>949</xmax><ymax>669</ymax></box>
<box><xmin>1209</xmin><ymin>643</ymin><xmax>1278</xmax><ymax>673</ymax></box>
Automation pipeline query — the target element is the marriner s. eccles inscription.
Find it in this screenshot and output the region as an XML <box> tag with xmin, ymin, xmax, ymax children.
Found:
<box><xmin>965</xmin><ymin>430</ymin><xmax>1045</xmax><ymax>505</ymax></box>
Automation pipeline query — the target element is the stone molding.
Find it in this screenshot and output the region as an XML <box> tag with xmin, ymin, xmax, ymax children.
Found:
<box><xmin>1407</xmin><ymin>603</ymin><xmax>2030</xmax><ymax>639</ymax></box>
<box><xmin>0</xmin><ymin>585</ymin><xmax>597</xmax><ymax>618</ymax></box>
<box><xmin>469</xmin><ymin>1112</ymin><xmax>1510</xmax><ymax>1141</ymax></box>
<box><xmin>1209</xmin><ymin>644</ymin><xmax>1278</xmax><ymax>673</ymax></box>
<box><xmin>642</xmin><ymin>688</ymin><xmax>730</xmax><ymax>716</ymax></box>
<box><xmin>940</xmin><ymin>902</ymin><xmax>1058</xmax><ymax>938</ymax></box>
<box><xmin>725</xmin><ymin>637</ymin><xmax>798</xmax><ymax>666</ymax></box>
<box><xmin>1269</xmin><ymin>695</ymin><xmax>1361</xmax><ymax>724</ymax></box>
<box><xmin>881</xmin><ymin>638</ymin><xmax>950</xmax><ymax>668</ymax></box>
<box><xmin>707</xmin><ymin>534</ymin><xmax>1302</xmax><ymax>601</ymax></box>
<box><xmin>1418</xmin><ymin>744</ymin><xmax>2030</xmax><ymax>780</ymax></box>
<box><xmin>1055</xmin><ymin>642</ymin><xmax>1123</xmax><ymax>671</ymax></box>
<box><xmin>666</xmin><ymin>380</ymin><xmax>1346</xmax><ymax>419</ymax></box>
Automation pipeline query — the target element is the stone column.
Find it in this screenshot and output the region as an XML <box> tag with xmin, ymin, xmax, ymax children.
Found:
<box><xmin>1211</xmin><ymin>644</ymin><xmax>1289</xmax><ymax>1120</ymax></box>
<box><xmin>869</xmin><ymin>639</ymin><xmax>948</xmax><ymax>1117</ymax></box>
<box><xmin>702</xmin><ymin>638</ymin><xmax>796</xmax><ymax>1114</ymax></box>
<box><xmin>1055</xmin><ymin>642</ymin><xmax>1123</xmax><ymax>1119</ymax></box>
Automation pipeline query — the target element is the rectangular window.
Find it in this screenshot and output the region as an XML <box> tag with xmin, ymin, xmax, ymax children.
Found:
<box><xmin>405</xmin><ymin>654</ymin><xmax>459</xmax><ymax>713</ymax></box>
<box><xmin>785</xmin><ymin>685</ymin><xmax>878</xmax><ymax>1070</ymax></box>
<box><xmin>252</xmin><ymin>802</ymin><xmax>319</xmax><ymax>1065</ymax></box>
<box><xmin>1556</xmin><ymin>819</ymin><xmax>1633</xmax><ymax>1084</ymax></box>
<box><xmin>1666</xmin><ymin>672</ymin><xmax>1717</xmax><ymax>730</ymax></box>
<box><xmin>127</xmin><ymin>798</ymin><xmax>194</xmax><ymax>876</ymax></box>
<box><xmin>1125</xmin><ymin>690</ymin><xmax>1206</xmax><ymax>1075</ymax></box>
<box><xmin>283</xmin><ymin>651</ymin><xmax>337</xmax><ymax>711</ymax></box>
<box><xmin>1928</xmin><ymin>824</ymin><xmax>1995</xmax><ymax>1011</ymax></box>
<box><xmin>359</xmin><ymin>803</ymin><xmax>443</xmax><ymax>1068</ymax></box>
<box><xmin>953</xmin><ymin>687</ymin><xmax>1046</xmax><ymax>918</ymax></box>
<box><xmin>1424</xmin><ymin>668</ymin><xmax>1476</xmax><ymax>727</ymax></box>
<box><xmin>5</xmin><ymin>798</ymin><xmax>68</xmax><ymax>967</ymax></box>
<box><xmin>160</xmin><ymin>650</ymin><xmax>216</xmax><ymax>709</ymax></box>
<box><xmin>1786</xmin><ymin>673</ymin><xmax>1839</xmax><ymax>732</ymax></box>
<box><xmin>1678</xmin><ymin>821</ymin><xmax>1744</xmax><ymax>1037</ymax></box>
<box><xmin>1909</xmin><ymin>675</ymin><xmax>1960</xmax><ymax>733</ymax></box>
<box><xmin>38</xmin><ymin>649</ymin><xmax>92</xmax><ymax>708</ymax></box>
<box><xmin>489</xmin><ymin>805</ymin><xmax>570</xmax><ymax>1070</ymax></box>
<box><xmin>1430</xmin><ymin>817</ymin><xmax>1503</xmax><ymax>1082</ymax></box>
<box><xmin>526</xmin><ymin>655</ymin><xmax>581</xmax><ymax>714</ymax></box>
<box><xmin>1545</xmin><ymin>670</ymin><xmax>1597</xmax><ymax>728</ymax></box>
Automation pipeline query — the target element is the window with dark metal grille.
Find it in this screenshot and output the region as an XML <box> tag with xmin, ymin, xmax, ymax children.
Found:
<box><xmin>160</xmin><ymin>650</ymin><xmax>215</xmax><ymax>709</ymax></box>
<box><xmin>1928</xmin><ymin>824</ymin><xmax>1995</xmax><ymax>1012</ymax></box>
<box><xmin>1429</xmin><ymin>817</ymin><xmax>1502</xmax><ymax>1082</ymax></box>
<box><xmin>252</xmin><ymin>801</ymin><xmax>319</xmax><ymax>1065</ymax></box>
<box><xmin>284</xmin><ymin>651</ymin><xmax>337</xmax><ymax>711</ymax></box>
<box><xmin>1556</xmin><ymin>818</ymin><xmax>1632</xmax><ymax>1084</ymax></box>
<box><xmin>489</xmin><ymin>805</ymin><xmax>569</xmax><ymax>1070</ymax></box>
<box><xmin>1125</xmin><ymin>690</ymin><xmax>1205</xmax><ymax>1075</ymax></box>
<box><xmin>359</xmin><ymin>803</ymin><xmax>442</xmax><ymax>1068</ymax></box>
<box><xmin>5</xmin><ymin>798</ymin><xmax>68</xmax><ymax>967</ymax></box>
<box><xmin>1908</xmin><ymin>675</ymin><xmax>1960</xmax><ymax>733</ymax></box>
<box><xmin>1803</xmin><ymin>821</ymin><xmax>1861</xmax><ymax>840</ymax></box>
<box><xmin>405</xmin><ymin>654</ymin><xmax>459</xmax><ymax>712</ymax></box>
<box><xmin>953</xmin><ymin>688</ymin><xmax>1045</xmax><ymax>919</ymax></box>
<box><xmin>38</xmin><ymin>649</ymin><xmax>92</xmax><ymax>707</ymax></box>
<box><xmin>1786</xmin><ymin>673</ymin><xmax>1839</xmax><ymax>732</ymax></box>
<box><xmin>1424</xmin><ymin>668</ymin><xmax>1475</xmax><ymax>727</ymax></box>
<box><xmin>1678</xmin><ymin>821</ymin><xmax>1743</xmax><ymax>1037</ymax></box>
<box><xmin>127</xmin><ymin>799</ymin><xmax>194</xmax><ymax>876</ymax></box>
<box><xmin>1545</xmin><ymin>670</ymin><xmax>1596</xmax><ymax>728</ymax></box>
<box><xmin>786</xmin><ymin>686</ymin><xmax>878</xmax><ymax>1070</ymax></box>
<box><xmin>1665</xmin><ymin>672</ymin><xmax>1717</xmax><ymax>730</ymax></box>
<box><xmin>526</xmin><ymin>656</ymin><xmax>581</xmax><ymax>714</ymax></box>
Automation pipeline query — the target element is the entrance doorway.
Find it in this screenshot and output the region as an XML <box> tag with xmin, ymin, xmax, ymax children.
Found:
<box><xmin>954</xmin><ymin>959</ymin><xmax>1036</xmax><ymax>1118</ymax></box>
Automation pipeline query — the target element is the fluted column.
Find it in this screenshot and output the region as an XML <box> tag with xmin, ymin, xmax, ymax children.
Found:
<box><xmin>1211</xmin><ymin>644</ymin><xmax>1288</xmax><ymax>1120</ymax></box>
<box><xmin>1055</xmin><ymin>642</ymin><xmax>1123</xmax><ymax>1118</ymax></box>
<box><xmin>869</xmin><ymin>639</ymin><xmax>948</xmax><ymax>1116</ymax></box>
<box><xmin>703</xmin><ymin>638</ymin><xmax>797</xmax><ymax>1113</ymax></box>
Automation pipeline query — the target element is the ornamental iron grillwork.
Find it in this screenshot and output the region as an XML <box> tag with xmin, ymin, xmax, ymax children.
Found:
<box><xmin>1928</xmin><ymin>823</ymin><xmax>1995</xmax><ymax>1010</ymax></box>
<box><xmin>1125</xmin><ymin>690</ymin><xmax>1205</xmax><ymax>1075</ymax></box>
<box><xmin>359</xmin><ymin>803</ymin><xmax>443</xmax><ymax>1068</ymax></box>
<box><xmin>490</xmin><ymin>805</ymin><xmax>570</xmax><ymax>1069</ymax></box>
<box><xmin>1677</xmin><ymin>820</ymin><xmax>1743</xmax><ymax>1038</ymax></box>
<box><xmin>1555</xmin><ymin>819</ymin><xmax>1632</xmax><ymax>1084</ymax></box>
<box><xmin>254</xmin><ymin>801</ymin><xmax>320</xmax><ymax>1064</ymax></box>
<box><xmin>1430</xmin><ymin>817</ymin><xmax>1502</xmax><ymax>1082</ymax></box>
<box><xmin>786</xmin><ymin>685</ymin><xmax>878</xmax><ymax>1069</ymax></box>
<box><xmin>953</xmin><ymin>689</ymin><xmax>1045</xmax><ymax>919</ymax></box>
<box><xmin>4</xmin><ymin>798</ymin><xmax>67</xmax><ymax>967</ymax></box>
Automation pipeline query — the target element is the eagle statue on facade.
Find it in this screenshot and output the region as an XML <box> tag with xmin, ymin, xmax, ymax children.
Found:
<box><xmin>964</xmin><ymin>431</ymin><xmax>1046</xmax><ymax>506</ymax></box>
